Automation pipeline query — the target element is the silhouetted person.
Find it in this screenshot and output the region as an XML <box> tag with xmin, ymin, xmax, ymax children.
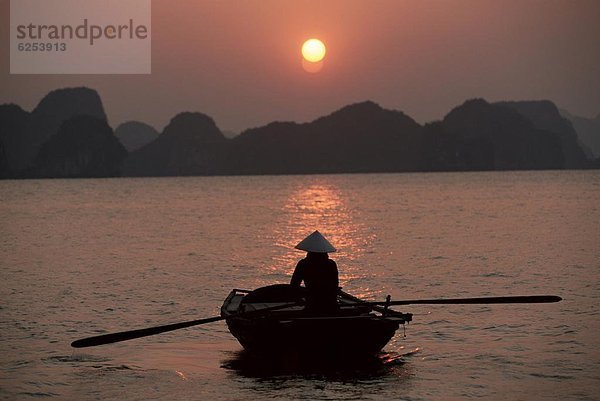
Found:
<box><xmin>291</xmin><ymin>231</ymin><xmax>339</xmax><ymax>314</ymax></box>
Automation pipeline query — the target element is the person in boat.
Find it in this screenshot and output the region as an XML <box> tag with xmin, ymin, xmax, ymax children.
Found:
<box><xmin>290</xmin><ymin>231</ymin><xmax>339</xmax><ymax>314</ymax></box>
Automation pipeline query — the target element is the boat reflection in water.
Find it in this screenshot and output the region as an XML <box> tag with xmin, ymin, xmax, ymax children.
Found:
<box><xmin>221</xmin><ymin>349</ymin><xmax>416</xmax><ymax>381</ymax></box>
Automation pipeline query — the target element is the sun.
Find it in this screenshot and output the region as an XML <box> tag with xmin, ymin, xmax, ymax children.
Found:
<box><xmin>302</xmin><ymin>39</ymin><xmax>326</xmax><ymax>63</ymax></box>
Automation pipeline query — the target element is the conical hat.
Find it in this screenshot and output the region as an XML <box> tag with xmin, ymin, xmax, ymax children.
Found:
<box><xmin>295</xmin><ymin>230</ymin><xmax>337</xmax><ymax>253</ymax></box>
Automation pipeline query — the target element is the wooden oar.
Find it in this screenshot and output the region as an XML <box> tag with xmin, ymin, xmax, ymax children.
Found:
<box><xmin>71</xmin><ymin>301</ymin><xmax>301</xmax><ymax>348</ymax></box>
<box><xmin>338</xmin><ymin>295</ymin><xmax>562</xmax><ymax>307</ymax></box>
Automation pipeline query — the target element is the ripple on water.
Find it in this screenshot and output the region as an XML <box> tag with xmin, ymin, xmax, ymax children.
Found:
<box><xmin>18</xmin><ymin>391</ymin><xmax>60</xmax><ymax>398</ymax></box>
<box><xmin>43</xmin><ymin>355</ymin><xmax>112</xmax><ymax>363</ymax></box>
<box><xmin>529</xmin><ymin>372</ymin><xmax>575</xmax><ymax>381</ymax></box>
<box><xmin>41</xmin><ymin>354</ymin><xmax>140</xmax><ymax>373</ymax></box>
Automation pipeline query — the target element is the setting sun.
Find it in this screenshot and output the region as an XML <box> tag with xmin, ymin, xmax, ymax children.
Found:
<box><xmin>301</xmin><ymin>39</ymin><xmax>326</xmax><ymax>63</ymax></box>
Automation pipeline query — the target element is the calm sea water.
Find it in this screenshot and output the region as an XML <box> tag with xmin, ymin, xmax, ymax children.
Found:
<box><xmin>1</xmin><ymin>171</ymin><xmax>599</xmax><ymax>400</ymax></box>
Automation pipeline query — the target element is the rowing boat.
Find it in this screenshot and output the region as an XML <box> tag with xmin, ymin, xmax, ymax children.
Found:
<box><xmin>70</xmin><ymin>285</ymin><xmax>559</xmax><ymax>350</ymax></box>
<box><xmin>220</xmin><ymin>284</ymin><xmax>412</xmax><ymax>356</ymax></box>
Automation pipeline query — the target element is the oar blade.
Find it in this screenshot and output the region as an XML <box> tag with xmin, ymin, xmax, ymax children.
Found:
<box><xmin>71</xmin><ymin>327</ymin><xmax>162</xmax><ymax>348</ymax></box>
<box><xmin>71</xmin><ymin>316</ymin><xmax>223</xmax><ymax>348</ymax></box>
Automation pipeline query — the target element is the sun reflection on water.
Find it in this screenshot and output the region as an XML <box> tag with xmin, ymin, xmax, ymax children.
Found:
<box><xmin>270</xmin><ymin>180</ymin><xmax>375</xmax><ymax>285</ymax></box>
<box><xmin>175</xmin><ymin>370</ymin><xmax>188</xmax><ymax>381</ymax></box>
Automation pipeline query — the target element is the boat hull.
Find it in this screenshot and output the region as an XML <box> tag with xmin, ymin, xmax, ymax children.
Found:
<box><xmin>226</xmin><ymin>314</ymin><xmax>400</xmax><ymax>356</ymax></box>
<box><xmin>221</xmin><ymin>285</ymin><xmax>406</xmax><ymax>357</ymax></box>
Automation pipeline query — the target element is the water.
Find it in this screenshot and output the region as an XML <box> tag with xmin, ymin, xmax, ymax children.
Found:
<box><xmin>1</xmin><ymin>171</ymin><xmax>598</xmax><ymax>400</ymax></box>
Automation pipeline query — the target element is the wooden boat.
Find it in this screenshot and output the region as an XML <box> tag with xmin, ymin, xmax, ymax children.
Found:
<box><xmin>70</xmin><ymin>283</ymin><xmax>558</xmax><ymax>351</ymax></box>
<box><xmin>220</xmin><ymin>284</ymin><xmax>412</xmax><ymax>356</ymax></box>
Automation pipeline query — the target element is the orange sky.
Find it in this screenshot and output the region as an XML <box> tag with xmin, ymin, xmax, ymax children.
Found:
<box><xmin>1</xmin><ymin>0</ymin><xmax>599</xmax><ymax>133</ymax></box>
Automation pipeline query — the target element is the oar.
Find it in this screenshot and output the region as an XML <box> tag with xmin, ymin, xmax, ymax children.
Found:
<box><xmin>338</xmin><ymin>295</ymin><xmax>562</xmax><ymax>307</ymax></box>
<box><xmin>71</xmin><ymin>301</ymin><xmax>301</xmax><ymax>348</ymax></box>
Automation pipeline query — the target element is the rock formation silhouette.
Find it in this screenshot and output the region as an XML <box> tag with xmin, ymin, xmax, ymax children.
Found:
<box><xmin>421</xmin><ymin>99</ymin><xmax>564</xmax><ymax>171</ymax></box>
<box><xmin>33</xmin><ymin>115</ymin><xmax>127</xmax><ymax>178</ymax></box>
<box><xmin>1</xmin><ymin>87</ymin><xmax>596</xmax><ymax>179</ymax></box>
<box><xmin>498</xmin><ymin>101</ymin><xmax>588</xmax><ymax>168</ymax></box>
<box><xmin>124</xmin><ymin>112</ymin><xmax>227</xmax><ymax>176</ymax></box>
<box><xmin>0</xmin><ymin>103</ymin><xmax>30</xmax><ymax>176</ymax></box>
<box><xmin>560</xmin><ymin>109</ymin><xmax>600</xmax><ymax>159</ymax></box>
<box><xmin>225</xmin><ymin>101</ymin><xmax>422</xmax><ymax>175</ymax></box>
<box><xmin>0</xmin><ymin>87</ymin><xmax>107</xmax><ymax>177</ymax></box>
<box><xmin>115</xmin><ymin>121</ymin><xmax>159</xmax><ymax>152</ymax></box>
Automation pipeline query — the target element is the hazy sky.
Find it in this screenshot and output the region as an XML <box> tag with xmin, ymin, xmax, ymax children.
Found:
<box><xmin>1</xmin><ymin>0</ymin><xmax>599</xmax><ymax>133</ymax></box>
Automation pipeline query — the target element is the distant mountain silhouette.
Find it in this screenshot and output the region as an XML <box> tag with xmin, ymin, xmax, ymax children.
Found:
<box><xmin>497</xmin><ymin>101</ymin><xmax>589</xmax><ymax>168</ymax></box>
<box><xmin>0</xmin><ymin>87</ymin><xmax>107</xmax><ymax>176</ymax></box>
<box><xmin>33</xmin><ymin>115</ymin><xmax>127</xmax><ymax>178</ymax></box>
<box><xmin>1</xmin><ymin>87</ymin><xmax>597</xmax><ymax>179</ymax></box>
<box><xmin>115</xmin><ymin>121</ymin><xmax>159</xmax><ymax>152</ymax></box>
<box><xmin>560</xmin><ymin>109</ymin><xmax>600</xmax><ymax>159</ymax></box>
<box><xmin>225</xmin><ymin>101</ymin><xmax>422</xmax><ymax>174</ymax></box>
<box><xmin>0</xmin><ymin>138</ymin><xmax>8</xmax><ymax>178</ymax></box>
<box><xmin>34</xmin><ymin>87</ymin><xmax>106</xmax><ymax>122</ymax></box>
<box><xmin>421</xmin><ymin>99</ymin><xmax>564</xmax><ymax>171</ymax></box>
<box><xmin>0</xmin><ymin>103</ymin><xmax>30</xmax><ymax>176</ymax></box>
<box><xmin>123</xmin><ymin>112</ymin><xmax>227</xmax><ymax>176</ymax></box>
<box><xmin>222</xmin><ymin>130</ymin><xmax>238</xmax><ymax>139</ymax></box>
